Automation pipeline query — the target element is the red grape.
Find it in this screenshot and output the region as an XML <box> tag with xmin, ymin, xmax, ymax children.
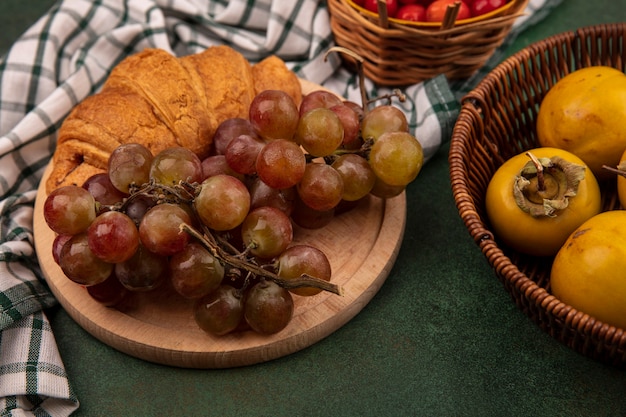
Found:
<box><xmin>241</xmin><ymin>206</ymin><xmax>293</xmax><ymax>259</ymax></box>
<box><xmin>298</xmin><ymin>90</ymin><xmax>343</xmax><ymax>116</ymax></box>
<box><xmin>82</xmin><ymin>173</ymin><xmax>127</xmax><ymax>210</ymax></box>
<box><xmin>256</xmin><ymin>139</ymin><xmax>306</xmax><ymax>189</ymax></box>
<box><xmin>277</xmin><ymin>245</ymin><xmax>332</xmax><ymax>296</ymax></box>
<box><xmin>331</xmin><ymin>154</ymin><xmax>376</xmax><ymax>201</ymax></box>
<box><xmin>249</xmin><ymin>178</ymin><xmax>296</xmax><ymax>216</ymax></box>
<box><xmin>297</xmin><ymin>162</ymin><xmax>344</xmax><ymax>211</ymax></box>
<box><xmin>44</xmin><ymin>185</ymin><xmax>96</xmax><ymax>235</ymax></box>
<box><xmin>115</xmin><ymin>244</ymin><xmax>168</xmax><ymax>291</ymax></box>
<box><xmin>194</xmin><ymin>285</ymin><xmax>244</xmax><ymax>336</ymax></box>
<box><xmin>194</xmin><ymin>174</ymin><xmax>250</xmax><ymax>231</ymax></box>
<box><xmin>108</xmin><ymin>143</ymin><xmax>153</xmax><ymax>193</ymax></box>
<box><xmin>201</xmin><ymin>155</ymin><xmax>246</xmax><ymax>182</ymax></box>
<box><xmin>225</xmin><ymin>134</ymin><xmax>266</xmax><ymax>175</ymax></box>
<box><xmin>87</xmin><ymin>211</ymin><xmax>139</xmax><ymax>263</ymax></box>
<box><xmin>138</xmin><ymin>203</ymin><xmax>192</xmax><ymax>256</ymax></box>
<box><xmin>212</xmin><ymin>118</ymin><xmax>259</xmax><ymax>155</ymax></box>
<box><xmin>58</xmin><ymin>233</ymin><xmax>113</xmax><ymax>286</ymax></box>
<box><xmin>244</xmin><ymin>280</ymin><xmax>294</xmax><ymax>334</ymax></box>
<box><xmin>150</xmin><ymin>146</ymin><xmax>203</xmax><ymax>185</ymax></box>
<box><xmin>249</xmin><ymin>90</ymin><xmax>299</xmax><ymax>141</ymax></box>
<box><xmin>170</xmin><ymin>242</ymin><xmax>224</xmax><ymax>299</ymax></box>
<box><xmin>86</xmin><ymin>275</ymin><xmax>128</xmax><ymax>307</ymax></box>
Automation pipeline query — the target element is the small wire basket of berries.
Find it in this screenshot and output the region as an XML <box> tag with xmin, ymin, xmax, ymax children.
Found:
<box><xmin>327</xmin><ymin>0</ymin><xmax>529</xmax><ymax>86</ymax></box>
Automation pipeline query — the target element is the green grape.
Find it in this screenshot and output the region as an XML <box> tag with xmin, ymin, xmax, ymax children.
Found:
<box><xmin>170</xmin><ymin>242</ymin><xmax>224</xmax><ymax>299</ymax></box>
<box><xmin>361</xmin><ymin>105</ymin><xmax>409</xmax><ymax>141</ymax></box>
<box><xmin>368</xmin><ymin>131</ymin><xmax>424</xmax><ymax>186</ymax></box>
<box><xmin>295</xmin><ymin>108</ymin><xmax>344</xmax><ymax>157</ymax></box>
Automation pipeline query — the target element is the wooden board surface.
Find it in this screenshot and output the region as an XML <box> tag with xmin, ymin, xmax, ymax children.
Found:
<box><xmin>33</xmin><ymin>80</ymin><xmax>407</xmax><ymax>368</ymax></box>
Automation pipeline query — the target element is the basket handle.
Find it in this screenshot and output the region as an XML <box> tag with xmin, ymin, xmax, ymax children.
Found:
<box><xmin>375</xmin><ymin>0</ymin><xmax>389</xmax><ymax>28</ymax></box>
<box><xmin>458</xmin><ymin>94</ymin><xmax>507</xmax><ymax>167</ymax></box>
<box><xmin>441</xmin><ymin>2</ymin><xmax>461</xmax><ymax>31</ymax></box>
<box><xmin>461</xmin><ymin>91</ymin><xmax>490</xmax><ymax>129</ymax></box>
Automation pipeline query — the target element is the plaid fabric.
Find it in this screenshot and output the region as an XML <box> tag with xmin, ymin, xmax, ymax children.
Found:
<box><xmin>0</xmin><ymin>0</ymin><xmax>560</xmax><ymax>415</ymax></box>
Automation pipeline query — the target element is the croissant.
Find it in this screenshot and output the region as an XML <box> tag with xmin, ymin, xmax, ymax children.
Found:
<box><xmin>45</xmin><ymin>46</ymin><xmax>302</xmax><ymax>194</ymax></box>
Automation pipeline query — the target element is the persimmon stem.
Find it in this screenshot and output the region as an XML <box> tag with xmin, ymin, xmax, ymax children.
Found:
<box><xmin>602</xmin><ymin>164</ymin><xmax>626</xmax><ymax>178</ymax></box>
<box><xmin>526</xmin><ymin>152</ymin><xmax>545</xmax><ymax>192</ymax></box>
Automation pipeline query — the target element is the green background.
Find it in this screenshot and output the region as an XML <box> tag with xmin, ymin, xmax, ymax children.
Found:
<box><xmin>2</xmin><ymin>1</ymin><xmax>626</xmax><ymax>416</ymax></box>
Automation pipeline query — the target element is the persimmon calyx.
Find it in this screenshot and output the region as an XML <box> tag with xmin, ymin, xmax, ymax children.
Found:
<box><xmin>513</xmin><ymin>153</ymin><xmax>586</xmax><ymax>218</ymax></box>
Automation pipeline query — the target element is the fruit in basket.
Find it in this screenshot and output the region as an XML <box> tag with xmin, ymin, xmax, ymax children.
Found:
<box><xmin>536</xmin><ymin>66</ymin><xmax>626</xmax><ymax>181</ymax></box>
<box><xmin>550</xmin><ymin>210</ymin><xmax>626</xmax><ymax>330</ymax></box>
<box><xmin>469</xmin><ymin>0</ymin><xmax>507</xmax><ymax>17</ymax></box>
<box><xmin>396</xmin><ymin>4</ymin><xmax>426</xmax><ymax>21</ymax></box>
<box><xmin>426</xmin><ymin>0</ymin><xmax>470</xmax><ymax>22</ymax></box>
<box><xmin>619</xmin><ymin>151</ymin><xmax>626</xmax><ymax>208</ymax></box>
<box><xmin>485</xmin><ymin>147</ymin><xmax>601</xmax><ymax>257</ymax></box>
<box><xmin>601</xmin><ymin>147</ymin><xmax>626</xmax><ymax>208</ymax></box>
<box><xmin>364</xmin><ymin>0</ymin><xmax>399</xmax><ymax>16</ymax></box>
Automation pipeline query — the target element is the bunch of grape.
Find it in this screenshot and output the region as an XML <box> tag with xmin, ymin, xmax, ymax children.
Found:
<box><xmin>43</xmin><ymin>87</ymin><xmax>423</xmax><ymax>337</ymax></box>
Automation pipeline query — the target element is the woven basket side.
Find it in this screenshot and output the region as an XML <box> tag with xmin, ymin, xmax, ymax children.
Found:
<box><xmin>449</xmin><ymin>23</ymin><xmax>626</xmax><ymax>367</ymax></box>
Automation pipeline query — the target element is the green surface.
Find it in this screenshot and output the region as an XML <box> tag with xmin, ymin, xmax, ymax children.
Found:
<box><xmin>3</xmin><ymin>1</ymin><xmax>626</xmax><ymax>416</ymax></box>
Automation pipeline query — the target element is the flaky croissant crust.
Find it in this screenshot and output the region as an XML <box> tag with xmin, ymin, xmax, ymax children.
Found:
<box><xmin>45</xmin><ymin>46</ymin><xmax>302</xmax><ymax>194</ymax></box>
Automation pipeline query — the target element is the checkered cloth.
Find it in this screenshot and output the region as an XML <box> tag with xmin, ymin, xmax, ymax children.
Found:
<box><xmin>0</xmin><ymin>0</ymin><xmax>559</xmax><ymax>415</ymax></box>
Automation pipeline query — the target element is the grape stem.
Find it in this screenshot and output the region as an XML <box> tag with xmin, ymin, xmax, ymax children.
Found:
<box><xmin>323</xmin><ymin>47</ymin><xmax>406</xmax><ymax>112</ymax></box>
<box><xmin>180</xmin><ymin>223</ymin><xmax>344</xmax><ymax>296</ymax></box>
<box><xmin>108</xmin><ymin>180</ymin><xmax>343</xmax><ymax>296</ymax></box>
<box><xmin>324</xmin><ymin>46</ymin><xmax>368</xmax><ymax>114</ymax></box>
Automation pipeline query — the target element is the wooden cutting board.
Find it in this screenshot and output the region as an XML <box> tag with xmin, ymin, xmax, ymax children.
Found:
<box><xmin>33</xmin><ymin>80</ymin><xmax>407</xmax><ymax>368</ymax></box>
